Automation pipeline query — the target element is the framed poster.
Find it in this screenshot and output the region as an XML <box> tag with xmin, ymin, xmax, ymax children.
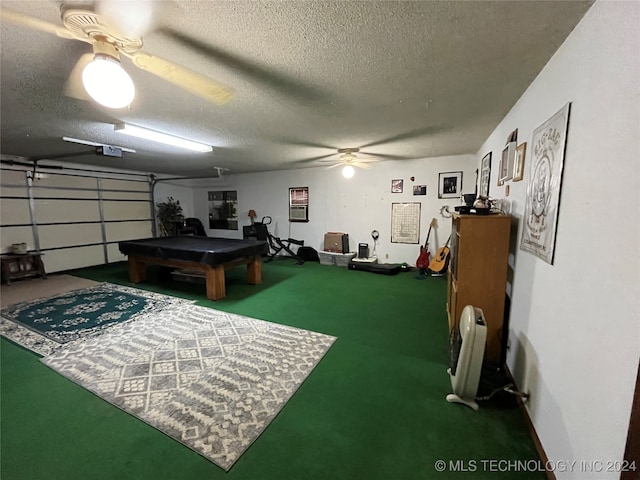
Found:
<box><xmin>479</xmin><ymin>152</ymin><xmax>492</xmax><ymax>197</ymax></box>
<box><xmin>391</xmin><ymin>202</ymin><xmax>420</xmax><ymax>244</ymax></box>
<box><xmin>391</xmin><ymin>179</ymin><xmax>403</xmax><ymax>193</ymax></box>
<box><xmin>520</xmin><ymin>103</ymin><xmax>571</xmax><ymax>264</ymax></box>
<box><xmin>438</xmin><ymin>171</ymin><xmax>462</xmax><ymax>198</ymax></box>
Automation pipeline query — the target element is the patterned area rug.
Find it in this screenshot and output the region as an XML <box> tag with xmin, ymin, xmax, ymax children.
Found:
<box><xmin>41</xmin><ymin>303</ymin><xmax>336</xmax><ymax>471</ymax></box>
<box><xmin>0</xmin><ymin>283</ymin><xmax>190</xmax><ymax>356</ymax></box>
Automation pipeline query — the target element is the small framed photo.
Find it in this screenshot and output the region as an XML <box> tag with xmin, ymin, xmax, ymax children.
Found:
<box><xmin>391</xmin><ymin>179</ymin><xmax>403</xmax><ymax>193</ymax></box>
<box><xmin>513</xmin><ymin>142</ymin><xmax>527</xmax><ymax>182</ymax></box>
<box><xmin>413</xmin><ymin>185</ymin><xmax>427</xmax><ymax>196</ymax></box>
<box><xmin>497</xmin><ymin>166</ymin><xmax>504</xmax><ymax>186</ymax></box>
<box><xmin>438</xmin><ymin>171</ymin><xmax>462</xmax><ymax>198</ymax></box>
<box><xmin>500</xmin><ymin>142</ymin><xmax>516</xmax><ymax>183</ymax></box>
<box><xmin>479</xmin><ymin>152</ymin><xmax>491</xmax><ymax>197</ymax></box>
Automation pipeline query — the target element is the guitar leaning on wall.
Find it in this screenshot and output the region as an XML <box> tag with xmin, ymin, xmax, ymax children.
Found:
<box><xmin>428</xmin><ymin>235</ymin><xmax>451</xmax><ymax>274</ymax></box>
<box><xmin>416</xmin><ymin>218</ymin><xmax>436</xmax><ymax>270</ymax></box>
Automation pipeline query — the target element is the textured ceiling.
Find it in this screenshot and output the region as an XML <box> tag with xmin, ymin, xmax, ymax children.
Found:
<box><xmin>0</xmin><ymin>0</ymin><xmax>593</xmax><ymax>177</ymax></box>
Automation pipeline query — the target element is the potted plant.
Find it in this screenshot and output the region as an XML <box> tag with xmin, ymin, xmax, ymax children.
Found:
<box><xmin>156</xmin><ymin>196</ymin><xmax>184</xmax><ymax>236</ymax></box>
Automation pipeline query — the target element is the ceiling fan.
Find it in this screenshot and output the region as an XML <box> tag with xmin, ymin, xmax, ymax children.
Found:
<box><xmin>322</xmin><ymin>148</ymin><xmax>379</xmax><ymax>178</ymax></box>
<box><xmin>0</xmin><ymin>3</ymin><xmax>234</xmax><ymax>108</ymax></box>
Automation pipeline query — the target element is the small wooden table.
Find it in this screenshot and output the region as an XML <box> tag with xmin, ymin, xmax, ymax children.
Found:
<box><xmin>1</xmin><ymin>253</ymin><xmax>47</xmax><ymax>285</ymax></box>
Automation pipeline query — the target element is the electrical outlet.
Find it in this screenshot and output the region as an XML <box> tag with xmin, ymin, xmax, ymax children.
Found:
<box><xmin>385</xmin><ymin>253</ymin><xmax>389</xmax><ymax>259</ymax></box>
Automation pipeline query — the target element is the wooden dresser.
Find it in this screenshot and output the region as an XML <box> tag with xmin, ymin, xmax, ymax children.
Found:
<box><xmin>446</xmin><ymin>213</ymin><xmax>511</xmax><ymax>365</ymax></box>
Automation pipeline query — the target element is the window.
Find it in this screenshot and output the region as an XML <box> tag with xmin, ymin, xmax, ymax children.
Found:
<box><xmin>289</xmin><ymin>187</ymin><xmax>309</xmax><ymax>222</ymax></box>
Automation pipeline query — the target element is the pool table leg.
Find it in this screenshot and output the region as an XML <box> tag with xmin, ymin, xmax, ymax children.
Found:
<box><xmin>128</xmin><ymin>257</ymin><xmax>146</xmax><ymax>283</ymax></box>
<box><xmin>247</xmin><ymin>255</ymin><xmax>262</xmax><ymax>284</ymax></box>
<box><xmin>205</xmin><ymin>265</ymin><xmax>225</xmax><ymax>300</ymax></box>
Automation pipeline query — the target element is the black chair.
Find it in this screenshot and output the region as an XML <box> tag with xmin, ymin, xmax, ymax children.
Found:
<box><xmin>252</xmin><ymin>216</ymin><xmax>305</xmax><ymax>264</ymax></box>
<box><xmin>183</xmin><ymin>218</ymin><xmax>207</xmax><ymax>236</ymax></box>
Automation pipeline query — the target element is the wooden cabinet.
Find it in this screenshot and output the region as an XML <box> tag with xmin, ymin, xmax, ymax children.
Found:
<box><xmin>447</xmin><ymin>214</ymin><xmax>511</xmax><ymax>365</ymax></box>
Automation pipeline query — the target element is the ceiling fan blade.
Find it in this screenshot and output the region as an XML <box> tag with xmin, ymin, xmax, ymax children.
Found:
<box><xmin>361</xmin><ymin>152</ymin><xmax>414</xmax><ymax>161</ymax></box>
<box><xmin>0</xmin><ymin>8</ymin><xmax>77</xmax><ymax>40</ymax></box>
<box><xmin>284</xmin><ymin>141</ymin><xmax>336</xmax><ymax>150</ymax></box>
<box><xmin>360</xmin><ymin>125</ymin><xmax>451</xmax><ymax>149</ymax></box>
<box><xmin>63</xmin><ymin>53</ymin><xmax>93</xmax><ymax>101</ymax></box>
<box><xmin>326</xmin><ymin>163</ymin><xmax>343</xmax><ymax>169</ymax></box>
<box><xmin>123</xmin><ymin>50</ymin><xmax>234</xmax><ymax>105</ymax></box>
<box><xmin>353</xmin><ymin>161</ymin><xmax>373</xmax><ymax>169</ymax></box>
<box><xmin>354</xmin><ymin>156</ymin><xmax>380</xmax><ymax>163</ymax></box>
<box><xmin>159</xmin><ymin>27</ymin><xmax>326</xmax><ymax>103</ymax></box>
<box><xmin>295</xmin><ymin>153</ymin><xmax>337</xmax><ymax>164</ymax></box>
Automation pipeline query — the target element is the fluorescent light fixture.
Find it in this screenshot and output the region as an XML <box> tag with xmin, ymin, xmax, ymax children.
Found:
<box><xmin>114</xmin><ymin>123</ymin><xmax>213</xmax><ymax>152</ymax></box>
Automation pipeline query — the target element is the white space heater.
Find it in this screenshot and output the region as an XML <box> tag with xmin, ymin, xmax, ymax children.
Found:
<box><xmin>446</xmin><ymin>305</ymin><xmax>487</xmax><ymax>411</ymax></box>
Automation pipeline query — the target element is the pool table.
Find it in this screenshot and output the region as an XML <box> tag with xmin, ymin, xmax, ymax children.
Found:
<box><xmin>118</xmin><ymin>236</ymin><xmax>269</xmax><ymax>300</ymax></box>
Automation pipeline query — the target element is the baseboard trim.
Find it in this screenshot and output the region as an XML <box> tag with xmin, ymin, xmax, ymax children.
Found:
<box><xmin>503</xmin><ymin>364</ymin><xmax>556</xmax><ymax>480</ymax></box>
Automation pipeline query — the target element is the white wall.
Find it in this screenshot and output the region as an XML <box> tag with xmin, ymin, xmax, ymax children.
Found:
<box><xmin>180</xmin><ymin>154</ymin><xmax>475</xmax><ymax>264</ymax></box>
<box><xmin>475</xmin><ymin>1</ymin><xmax>640</xmax><ymax>478</ymax></box>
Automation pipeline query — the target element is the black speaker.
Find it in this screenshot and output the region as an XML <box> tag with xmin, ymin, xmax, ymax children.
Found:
<box><xmin>358</xmin><ymin>243</ymin><xmax>369</xmax><ymax>258</ymax></box>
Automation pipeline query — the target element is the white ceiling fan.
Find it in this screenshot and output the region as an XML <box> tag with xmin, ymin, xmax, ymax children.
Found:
<box><xmin>322</xmin><ymin>148</ymin><xmax>379</xmax><ymax>178</ymax></box>
<box><xmin>0</xmin><ymin>2</ymin><xmax>234</xmax><ymax>109</ymax></box>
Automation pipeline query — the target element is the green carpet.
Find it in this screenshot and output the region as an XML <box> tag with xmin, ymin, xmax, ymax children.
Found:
<box><xmin>1</xmin><ymin>261</ymin><xmax>544</xmax><ymax>479</ymax></box>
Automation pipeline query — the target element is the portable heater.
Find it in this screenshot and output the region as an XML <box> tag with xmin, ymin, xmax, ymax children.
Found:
<box><xmin>446</xmin><ymin>305</ymin><xmax>487</xmax><ymax>410</ymax></box>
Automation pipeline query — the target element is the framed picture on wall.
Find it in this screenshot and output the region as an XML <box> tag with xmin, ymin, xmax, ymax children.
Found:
<box><xmin>413</xmin><ymin>185</ymin><xmax>427</xmax><ymax>196</ymax></box>
<box><xmin>391</xmin><ymin>202</ymin><xmax>421</xmax><ymax>243</ymax></box>
<box><xmin>520</xmin><ymin>102</ymin><xmax>571</xmax><ymax>265</ymax></box>
<box><xmin>500</xmin><ymin>142</ymin><xmax>516</xmax><ymax>183</ymax></box>
<box><xmin>438</xmin><ymin>171</ymin><xmax>462</xmax><ymax>198</ymax></box>
<box><xmin>497</xmin><ymin>156</ymin><xmax>505</xmax><ymax>187</ymax></box>
<box><xmin>391</xmin><ymin>179</ymin><xmax>403</xmax><ymax>193</ymax></box>
<box><xmin>513</xmin><ymin>143</ymin><xmax>527</xmax><ymax>182</ymax></box>
<box><xmin>479</xmin><ymin>152</ymin><xmax>492</xmax><ymax>197</ymax></box>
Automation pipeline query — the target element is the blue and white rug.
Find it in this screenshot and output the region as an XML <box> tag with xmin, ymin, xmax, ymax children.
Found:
<box><xmin>0</xmin><ymin>283</ymin><xmax>190</xmax><ymax>356</ymax></box>
<box><xmin>41</xmin><ymin>303</ymin><xmax>336</xmax><ymax>471</ymax></box>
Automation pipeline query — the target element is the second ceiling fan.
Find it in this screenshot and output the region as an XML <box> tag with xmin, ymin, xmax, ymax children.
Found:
<box><xmin>323</xmin><ymin>148</ymin><xmax>379</xmax><ymax>178</ymax></box>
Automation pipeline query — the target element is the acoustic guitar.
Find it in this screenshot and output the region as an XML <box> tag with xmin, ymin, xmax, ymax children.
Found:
<box><xmin>428</xmin><ymin>235</ymin><xmax>451</xmax><ymax>273</ymax></box>
<box><xmin>416</xmin><ymin>218</ymin><xmax>436</xmax><ymax>270</ymax></box>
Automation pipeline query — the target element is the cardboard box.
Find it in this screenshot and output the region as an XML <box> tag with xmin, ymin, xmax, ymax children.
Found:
<box><xmin>324</xmin><ymin>232</ymin><xmax>349</xmax><ymax>253</ymax></box>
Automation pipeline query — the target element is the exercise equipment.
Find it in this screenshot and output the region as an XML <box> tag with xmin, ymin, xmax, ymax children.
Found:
<box><xmin>253</xmin><ymin>216</ymin><xmax>305</xmax><ymax>264</ymax></box>
<box><xmin>348</xmin><ymin>260</ymin><xmax>403</xmax><ymax>275</ymax></box>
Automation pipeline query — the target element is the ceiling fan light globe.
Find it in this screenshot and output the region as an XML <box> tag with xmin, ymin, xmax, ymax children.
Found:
<box><xmin>342</xmin><ymin>165</ymin><xmax>355</xmax><ymax>178</ymax></box>
<box><xmin>82</xmin><ymin>55</ymin><xmax>135</xmax><ymax>109</ymax></box>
